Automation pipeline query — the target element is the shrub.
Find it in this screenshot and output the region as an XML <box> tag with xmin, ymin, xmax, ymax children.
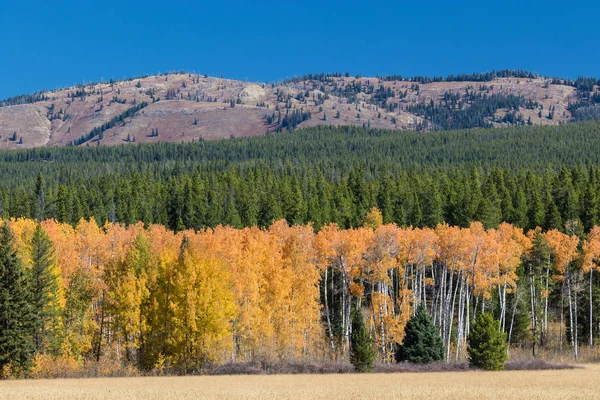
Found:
<box><xmin>30</xmin><ymin>354</ymin><xmax>81</xmax><ymax>379</ymax></box>
<box><xmin>396</xmin><ymin>303</ymin><xmax>444</xmax><ymax>364</ymax></box>
<box><xmin>468</xmin><ymin>312</ymin><xmax>508</xmax><ymax>371</ymax></box>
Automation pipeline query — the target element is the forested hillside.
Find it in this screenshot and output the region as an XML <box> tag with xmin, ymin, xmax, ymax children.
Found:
<box><xmin>0</xmin><ymin>122</ymin><xmax>599</xmax><ymax>233</ymax></box>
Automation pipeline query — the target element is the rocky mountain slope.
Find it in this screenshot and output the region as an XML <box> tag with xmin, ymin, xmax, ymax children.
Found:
<box><xmin>0</xmin><ymin>71</ymin><xmax>597</xmax><ymax>148</ymax></box>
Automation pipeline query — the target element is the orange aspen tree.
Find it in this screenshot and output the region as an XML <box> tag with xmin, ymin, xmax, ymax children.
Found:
<box><xmin>270</xmin><ymin>221</ymin><xmax>323</xmax><ymax>359</ymax></box>
<box><xmin>583</xmin><ymin>226</ymin><xmax>600</xmax><ymax>346</ymax></box>
<box><xmin>362</xmin><ymin>223</ymin><xmax>407</xmax><ymax>361</ymax></box>
<box><xmin>496</xmin><ymin>223</ymin><xmax>527</xmax><ymax>333</ymax></box>
<box><xmin>544</xmin><ymin>229</ymin><xmax>581</xmax><ymax>359</ymax></box>
<box><xmin>40</xmin><ymin>219</ymin><xmax>97</xmax><ymax>360</ymax></box>
<box><xmin>316</xmin><ymin>224</ymin><xmax>370</xmax><ymax>355</ymax></box>
<box><xmin>434</xmin><ymin>223</ymin><xmax>470</xmax><ymax>360</ymax></box>
<box><xmin>407</xmin><ymin>227</ymin><xmax>438</xmax><ymax>311</ymax></box>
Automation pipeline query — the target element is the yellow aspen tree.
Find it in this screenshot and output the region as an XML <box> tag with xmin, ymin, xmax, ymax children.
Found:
<box><xmin>169</xmin><ymin>234</ymin><xmax>235</xmax><ymax>372</ymax></box>
<box><xmin>40</xmin><ymin>220</ymin><xmax>96</xmax><ymax>361</ymax></box>
<box><xmin>212</xmin><ymin>225</ymin><xmax>270</xmax><ymax>360</ymax></box>
<box><xmin>8</xmin><ymin>217</ymin><xmax>38</xmax><ymax>264</ymax></box>
<box><xmin>104</xmin><ymin>233</ymin><xmax>152</xmax><ymax>368</ymax></box>
<box><xmin>142</xmin><ymin>224</ymin><xmax>182</xmax><ymax>369</ymax></box>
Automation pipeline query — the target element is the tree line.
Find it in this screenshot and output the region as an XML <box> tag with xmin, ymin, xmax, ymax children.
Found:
<box><xmin>1</xmin><ymin>123</ymin><xmax>600</xmax><ymax>232</ymax></box>
<box><xmin>1</xmin><ymin>160</ymin><xmax>599</xmax><ymax>235</ymax></box>
<box><xmin>1</xmin><ymin>212</ymin><xmax>600</xmax><ymax>376</ymax></box>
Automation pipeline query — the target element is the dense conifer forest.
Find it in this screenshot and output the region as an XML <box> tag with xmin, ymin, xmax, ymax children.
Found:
<box><xmin>0</xmin><ymin>122</ymin><xmax>599</xmax><ymax>233</ymax></box>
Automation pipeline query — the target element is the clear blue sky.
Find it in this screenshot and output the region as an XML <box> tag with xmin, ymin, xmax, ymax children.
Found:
<box><xmin>1</xmin><ymin>0</ymin><xmax>599</xmax><ymax>99</ymax></box>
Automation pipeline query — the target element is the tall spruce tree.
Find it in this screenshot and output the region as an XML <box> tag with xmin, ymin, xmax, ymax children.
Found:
<box><xmin>28</xmin><ymin>224</ymin><xmax>61</xmax><ymax>354</ymax></box>
<box><xmin>0</xmin><ymin>223</ymin><xmax>34</xmax><ymax>374</ymax></box>
<box><xmin>35</xmin><ymin>173</ymin><xmax>45</xmax><ymax>222</ymax></box>
<box><xmin>350</xmin><ymin>307</ymin><xmax>375</xmax><ymax>372</ymax></box>
<box><xmin>396</xmin><ymin>303</ymin><xmax>444</xmax><ymax>364</ymax></box>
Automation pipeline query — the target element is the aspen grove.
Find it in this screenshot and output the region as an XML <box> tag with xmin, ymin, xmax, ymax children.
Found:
<box><xmin>2</xmin><ymin>210</ymin><xmax>600</xmax><ymax>375</ymax></box>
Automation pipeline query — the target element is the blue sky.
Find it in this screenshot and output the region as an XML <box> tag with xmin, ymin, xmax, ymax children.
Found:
<box><xmin>1</xmin><ymin>0</ymin><xmax>598</xmax><ymax>99</ymax></box>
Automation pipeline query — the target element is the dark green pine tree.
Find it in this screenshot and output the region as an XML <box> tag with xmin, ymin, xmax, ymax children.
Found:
<box><xmin>350</xmin><ymin>307</ymin><xmax>375</xmax><ymax>372</ymax></box>
<box><xmin>476</xmin><ymin>197</ymin><xmax>501</xmax><ymax>229</ymax></box>
<box><xmin>507</xmin><ymin>287</ymin><xmax>531</xmax><ymax>346</ymax></box>
<box><xmin>526</xmin><ymin>187</ymin><xmax>545</xmax><ymax>230</ymax></box>
<box><xmin>28</xmin><ymin>224</ymin><xmax>62</xmax><ymax>355</ymax></box>
<box><xmin>553</xmin><ymin>168</ymin><xmax>579</xmax><ymax>223</ymax></box>
<box><xmin>224</xmin><ymin>190</ymin><xmax>242</xmax><ymax>229</ymax></box>
<box><xmin>35</xmin><ymin>173</ymin><xmax>45</xmax><ymax>222</ymax></box>
<box><xmin>70</xmin><ymin>193</ymin><xmax>83</xmax><ymax>226</ymax></box>
<box><xmin>510</xmin><ymin>185</ymin><xmax>528</xmax><ymax>228</ymax></box>
<box><xmin>181</xmin><ymin>180</ymin><xmax>196</xmax><ymax>229</ymax></box>
<box><xmin>544</xmin><ymin>190</ymin><xmax>563</xmax><ymax>231</ymax></box>
<box><xmin>259</xmin><ymin>190</ymin><xmax>283</xmax><ymax>228</ymax></box>
<box><xmin>421</xmin><ymin>179</ymin><xmax>443</xmax><ymax>228</ymax></box>
<box><xmin>55</xmin><ymin>185</ymin><xmax>69</xmax><ymax>223</ymax></box>
<box><xmin>467</xmin><ymin>312</ymin><xmax>508</xmax><ymax>371</ymax></box>
<box><xmin>239</xmin><ymin>178</ymin><xmax>259</xmax><ymax>228</ymax></box>
<box><xmin>526</xmin><ymin>230</ymin><xmax>551</xmax><ymax>354</ymax></box>
<box><xmin>376</xmin><ymin>177</ymin><xmax>395</xmax><ymax>224</ymax></box>
<box><xmin>407</xmin><ymin>189</ymin><xmax>423</xmax><ymax>227</ymax></box>
<box><xmin>459</xmin><ymin>167</ymin><xmax>483</xmax><ymax>226</ymax></box>
<box><xmin>582</xmin><ymin>181</ymin><xmax>599</xmax><ymax>232</ymax></box>
<box><xmin>0</xmin><ymin>223</ymin><xmax>34</xmax><ymax>375</ymax></box>
<box><xmin>396</xmin><ymin>303</ymin><xmax>444</xmax><ymax>364</ymax></box>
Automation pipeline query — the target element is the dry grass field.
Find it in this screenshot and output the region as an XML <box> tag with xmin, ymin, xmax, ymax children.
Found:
<box><xmin>1</xmin><ymin>364</ymin><xmax>598</xmax><ymax>400</ymax></box>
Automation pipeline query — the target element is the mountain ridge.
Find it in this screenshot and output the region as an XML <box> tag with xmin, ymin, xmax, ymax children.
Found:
<box><xmin>0</xmin><ymin>70</ymin><xmax>598</xmax><ymax>149</ymax></box>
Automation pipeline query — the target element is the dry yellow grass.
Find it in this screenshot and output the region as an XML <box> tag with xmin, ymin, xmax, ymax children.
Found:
<box><xmin>1</xmin><ymin>365</ymin><xmax>599</xmax><ymax>400</ymax></box>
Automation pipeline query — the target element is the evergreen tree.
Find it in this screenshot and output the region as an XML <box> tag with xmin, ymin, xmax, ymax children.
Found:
<box><xmin>467</xmin><ymin>312</ymin><xmax>508</xmax><ymax>371</ymax></box>
<box><xmin>526</xmin><ymin>184</ymin><xmax>545</xmax><ymax>230</ymax></box>
<box><xmin>507</xmin><ymin>287</ymin><xmax>531</xmax><ymax>346</ymax></box>
<box><xmin>526</xmin><ymin>230</ymin><xmax>551</xmax><ymax>353</ymax></box>
<box><xmin>0</xmin><ymin>223</ymin><xmax>34</xmax><ymax>374</ymax></box>
<box><xmin>34</xmin><ymin>173</ymin><xmax>45</xmax><ymax>221</ymax></box>
<box><xmin>28</xmin><ymin>224</ymin><xmax>62</xmax><ymax>355</ymax></box>
<box><xmin>421</xmin><ymin>180</ymin><xmax>443</xmax><ymax>227</ymax></box>
<box><xmin>544</xmin><ymin>189</ymin><xmax>563</xmax><ymax>231</ymax></box>
<box><xmin>350</xmin><ymin>307</ymin><xmax>375</xmax><ymax>372</ymax></box>
<box><xmin>582</xmin><ymin>182</ymin><xmax>599</xmax><ymax>231</ymax></box>
<box><xmin>396</xmin><ymin>303</ymin><xmax>444</xmax><ymax>364</ymax></box>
